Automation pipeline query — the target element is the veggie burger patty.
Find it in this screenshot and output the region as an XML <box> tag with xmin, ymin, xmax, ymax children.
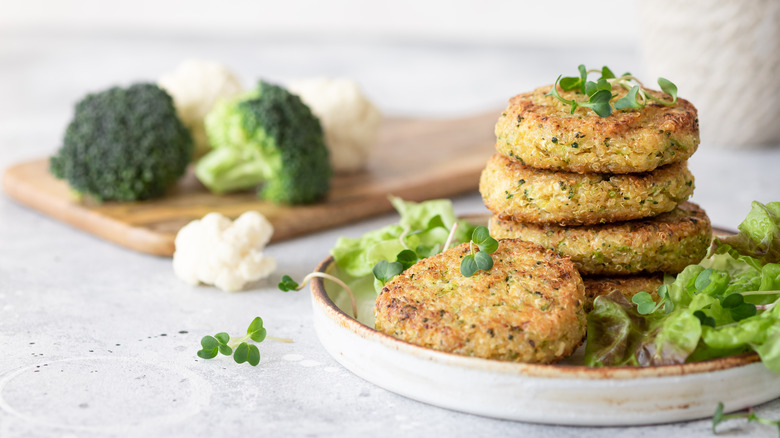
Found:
<box><xmin>494</xmin><ymin>84</ymin><xmax>699</xmax><ymax>174</ymax></box>
<box><xmin>488</xmin><ymin>201</ymin><xmax>711</xmax><ymax>275</ymax></box>
<box><xmin>375</xmin><ymin>239</ymin><xmax>586</xmax><ymax>363</ymax></box>
<box><xmin>479</xmin><ymin>154</ymin><xmax>694</xmax><ymax>226</ymax></box>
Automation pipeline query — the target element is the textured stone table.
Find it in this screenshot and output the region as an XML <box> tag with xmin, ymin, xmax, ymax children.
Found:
<box><xmin>1</xmin><ymin>32</ymin><xmax>779</xmax><ymax>437</ymax></box>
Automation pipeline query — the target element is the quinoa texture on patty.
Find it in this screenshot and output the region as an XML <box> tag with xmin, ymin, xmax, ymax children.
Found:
<box><xmin>479</xmin><ymin>154</ymin><xmax>694</xmax><ymax>226</ymax></box>
<box><xmin>494</xmin><ymin>84</ymin><xmax>699</xmax><ymax>174</ymax></box>
<box><xmin>488</xmin><ymin>202</ymin><xmax>711</xmax><ymax>275</ymax></box>
<box><xmin>375</xmin><ymin>239</ymin><xmax>586</xmax><ymax>363</ymax></box>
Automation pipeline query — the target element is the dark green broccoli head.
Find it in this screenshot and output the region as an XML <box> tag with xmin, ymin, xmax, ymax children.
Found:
<box><xmin>50</xmin><ymin>83</ymin><xmax>193</xmax><ymax>202</ymax></box>
<box><xmin>197</xmin><ymin>80</ymin><xmax>331</xmax><ymax>204</ymax></box>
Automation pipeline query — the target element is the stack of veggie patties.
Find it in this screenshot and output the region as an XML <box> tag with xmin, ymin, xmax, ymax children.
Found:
<box><xmin>480</xmin><ymin>82</ymin><xmax>712</xmax><ymax>310</ymax></box>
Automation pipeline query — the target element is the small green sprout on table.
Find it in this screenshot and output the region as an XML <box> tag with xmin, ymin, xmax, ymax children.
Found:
<box><xmin>712</xmin><ymin>402</ymin><xmax>780</xmax><ymax>436</ymax></box>
<box><xmin>197</xmin><ymin>317</ymin><xmax>268</xmax><ymax>366</ymax></box>
<box><xmin>279</xmin><ymin>273</ymin><xmax>358</xmax><ymax>318</ymax></box>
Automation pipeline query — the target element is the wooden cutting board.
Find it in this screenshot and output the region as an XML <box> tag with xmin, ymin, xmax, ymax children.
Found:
<box><xmin>2</xmin><ymin>112</ymin><xmax>499</xmax><ymax>257</ymax></box>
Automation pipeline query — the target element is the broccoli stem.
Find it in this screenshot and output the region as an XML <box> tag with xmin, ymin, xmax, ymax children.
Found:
<box><xmin>195</xmin><ymin>147</ymin><xmax>270</xmax><ymax>194</ymax></box>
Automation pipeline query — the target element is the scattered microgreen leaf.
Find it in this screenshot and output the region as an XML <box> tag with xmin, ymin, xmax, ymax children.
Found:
<box><xmin>233</xmin><ymin>342</ymin><xmax>260</xmax><ymax>366</ymax></box>
<box><xmin>614</xmin><ymin>85</ymin><xmax>643</xmax><ymax>110</ymax></box>
<box><xmin>559</xmin><ymin>76</ymin><xmax>582</xmax><ymax>91</ymax></box>
<box><xmin>585</xmin><ymin>78</ymin><xmax>611</xmax><ymax>97</ymax></box>
<box><xmin>373</xmin><ymin>259</ymin><xmax>404</xmax><ymax>286</ymax></box>
<box><xmin>712</xmin><ymin>402</ymin><xmax>780</xmax><ymax>436</ymax></box>
<box><xmin>246</xmin><ymin>317</ymin><xmax>267</xmax><ymax>343</ymax></box>
<box><xmin>731</xmin><ymin>302</ymin><xmax>758</xmax><ymax>321</ymax></box>
<box><xmin>395</xmin><ymin>249</ymin><xmax>420</xmax><ymax>270</ymax></box>
<box><xmin>577</xmin><ymin>64</ymin><xmax>588</xmax><ymax>93</ymax></box>
<box><xmin>415</xmin><ymin>244</ymin><xmax>441</xmax><ymax>259</ymax></box>
<box><xmin>632</xmin><ymin>283</ymin><xmax>676</xmax><ymax>315</ymax></box>
<box><xmin>278</xmin><ymin>272</ymin><xmax>359</xmax><ymax>318</ymax></box>
<box><xmin>632</xmin><ymin>292</ymin><xmax>657</xmax><ymax>315</ymax></box>
<box><xmin>549</xmin><ymin>75</ymin><xmax>579</xmax><ymax>114</ymax></box>
<box><xmin>658</xmin><ymin>284</ymin><xmax>674</xmax><ymax>313</ymax></box>
<box><xmin>460</xmin><ymin>254</ymin><xmax>478</xmax><ymax>277</ymax></box>
<box><xmin>278</xmin><ymin>275</ymin><xmax>299</xmax><ymax>292</ymax></box>
<box><xmin>694</xmin><ymin>310</ymin><xmax>716</xmax><ymax>327</ymax></box>
<box><xmin>460</xmin><ymin>226</ymin><xmax>498</xmax><ymax>277</ymax></box>
<box><xmin>657</xmin><ymin>77</ymin><xmax>678</xmax><ymax>103</ymax></box>
<box><xmin>548</xmin><ymin>65</ymin><xmax>679</xmax><ymax>117</ymax></box>
<box><xmin>579</xmin><ymin>89</ymin><xmax>613</xmax><ymax>117</ymax></box>
<box><xmin>472</xmin><ymin>226</ymin><xmax>499</xmax><ymax>253</ymax></box>
<box><xmin>426</xmin><ymin>214</ymin><xmax>447</xmax><ymax>231</ymax></box>
<box><xmin>474</xmin><ymin>250</ymin><xmax>494</xmax><ymax>271</ymax></box>
<box><xmin>196</xmin><ymin>336</ymin><xmax>220</xmax><ymax>359</ymax></box>
<box><xmin>197</xmin><ymin>316</ymin><xmax>268</xmax><ymax>366</ymax></box>
<box><xmin>246</xmin><ymin>344</ymin><xmax>261</xmax><ymax>366</ymax></box>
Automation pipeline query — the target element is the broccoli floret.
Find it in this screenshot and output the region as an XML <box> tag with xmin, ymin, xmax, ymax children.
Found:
<box><xmin>50</xmin><ymin>83</ymin><xmax>193</xmax><ymax>202</ymax></box>
<box><xmin>196</xmin><ymin>80</ymin><xmax>331</xmax><ymax>204</ymax></box>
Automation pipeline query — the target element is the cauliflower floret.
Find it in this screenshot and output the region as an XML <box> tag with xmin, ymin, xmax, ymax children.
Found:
<box><xmin>173</xmin><ymin>211</ymin><xmax>276</xmax><ymax>292</ymax></box>
<box><xmin>158</xmin><ymin>59</ymin><xmax>243</xmax><ymax>159</ymax></box>
<box><xmin>286</xmin><ymin>78</ymin><xmax>382</xmax><ymax>173</ymax></box>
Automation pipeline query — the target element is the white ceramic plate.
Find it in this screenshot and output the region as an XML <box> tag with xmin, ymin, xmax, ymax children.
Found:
<box><xmin>309</xmin><ymin>228</ymin><xmax>780</xmax><ymax>426</ymax></box>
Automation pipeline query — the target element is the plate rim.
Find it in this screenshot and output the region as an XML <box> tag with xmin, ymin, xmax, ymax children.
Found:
<box><xmin>311</xmin><ymin>254</ymin><xmax>763</xmax><ymax>381</ymax></box>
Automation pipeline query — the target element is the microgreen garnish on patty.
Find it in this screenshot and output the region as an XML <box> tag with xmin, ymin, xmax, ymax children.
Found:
<box><xmin>548</xmin><ymin>64</ymin><xmax>678</xmax><ymax>117</ymax></box>
<box><xmin>460</xmin><ymin>226</ymin><xmax>499</xmax><ymax>277</ymax></box>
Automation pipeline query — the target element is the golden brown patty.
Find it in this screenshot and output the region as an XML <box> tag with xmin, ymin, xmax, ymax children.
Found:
<box><xmin>495</xmin><ymin>84</ymin><xmax>699</xmax><ymax>174</ymax></box>
<box><xmin>479</xmin><ymin>154</ymin><xmax>694</xmax><ymax>226</ymax></box>
<box><xmin>582</xmin><ymin>274</ymin><xmax>664</xmax><ymax>312</ymax></box>
<box><xmin>375</xmin><ymin>239</ymin><xmax>586</xmax><ymax>363</ymax></box>
<box><xmin>488</xmin><ymin>202</ymin><xmax>711</xmax><ymax>275</ymax></box>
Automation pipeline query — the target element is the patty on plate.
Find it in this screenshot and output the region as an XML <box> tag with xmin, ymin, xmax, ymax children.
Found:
<box><xmin>494</xmin><ymin>84</ymin><xmax>699</xmax><ymax>174</ymax></box>
<box><xmin>488</xmin><ymin>202</ymin><xmax>711</xmax><ymax>275</ymax></box>
<box><xmin>375</xmin><ymin>238</ymin><xmax>586</xmax><ymax>363</ymax></box>
<box><xmin>479</xmin><ymin>154</ymin><xmax>694</xmax><ymax>226</ymax></box>
<box><xmin>582</xmin><ymin>273</ymin><xmax>665</xmax><ymax>312</ymax></box>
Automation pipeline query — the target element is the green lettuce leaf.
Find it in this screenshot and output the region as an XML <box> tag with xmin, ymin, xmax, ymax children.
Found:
<box><xmin>586</xmin><ymin>200</ymin><xmax>780</xmax><ymax>373</ymax></box>
<box><xmin>585</xmin><ymin>292</ymin><xmax>701</xmax><ymax>367</ymax></box>
<box><xmin>330</xmin><ymin>196</ymin><xmax>476</xmax><ymax>291</ymax></box>
<box><xmin>754</xmin><ymin>321</ymin><xmax>780</xmax><ymax>374</ymax></box>
<box><xmin>713</xmin><ymin>201</ymin><xmax>780</xmax><ymax>264</ymax></box>
<box><xmin>585</xmin><ymin>292</ymin><xmax>648</xmax><ymax>367</ymax></box>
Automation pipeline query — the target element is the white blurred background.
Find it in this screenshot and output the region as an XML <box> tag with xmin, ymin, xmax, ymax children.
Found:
<box><xmin>0</xmin><ymin>0</ymin><xmax>640</xmax><ymax>46</ymax></box>
<box><xmin>1</xmin><ymin>0</ymin><xmax>778</xmax><ymax>226</ymax></box>
<box><xmin>0</xmin><ymin>0</ymin><xmax>644</xmax><ymax>165</ymax></box>
<box><xmin>3</xmin><ymin>0</ymin><xmax>777</xmax><ymax>149</ymax></box>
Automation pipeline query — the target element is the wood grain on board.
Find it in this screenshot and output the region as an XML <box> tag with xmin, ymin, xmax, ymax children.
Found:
<box><xmin>2</xmin><ymin>112</ymin><xmax>499</xmax><ymax>257</ymax></box>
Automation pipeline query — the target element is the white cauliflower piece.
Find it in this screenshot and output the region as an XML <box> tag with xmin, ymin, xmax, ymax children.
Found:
<box><xmin>286</xmin><ymin>78</ymin><xmax>382</xmax><ymax>173</ymax></box>
<box><xmin>158</xmin><ymin>59</ymin><xmax>243</xmax><ymax>159</ymax></box>
<box><xmin>173</xmin><ymin>211</ymin><xmax>276</xmax><ymax>292</ymax></box>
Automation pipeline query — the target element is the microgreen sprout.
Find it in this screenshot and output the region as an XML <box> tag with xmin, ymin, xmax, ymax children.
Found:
<box><xmin>632</xmin><ymin>284</ymin><xmax>674</xmax><ymax>315</ymax></box>
<box><xmin>736</xmin><ymin>290</ymin><xmax>780</xmax><ymax>312</ymax></box>
<box><xmin>372</xmin><ymin>221</ymin><xmax>461</xmax><ymax>287</ymax></box>
<box><xmin>373</xmin><ymin>260</ymin><xmax>404</xmax><ymax>286</ymax></box>
<box><xmin>460</xmin><ymin>226</ymin><xmax>499</xmax><ymax>277</ymax></box>
<box><xmin>548</xmin><ymin>64</ymin><xmax>678</xmax><ymax>117</ymax></box>
<box><xmin>279</xmin><ymin>273</ymin><xmax>358</xmax><ymax>318</ymax></box>
<box><xmin>712</xmin><ymin>402</ymin><xmax>780</xmax><ymax>436</ymax></box>
<box><xmin>197</xmin><ymin>317</ymin><xmax>273</xmax><ymax>366</ymax></box>
<box><xmin>721</xmin><ymin>293</ymin><xmax>757</xmax><ymax>321</ymax></box>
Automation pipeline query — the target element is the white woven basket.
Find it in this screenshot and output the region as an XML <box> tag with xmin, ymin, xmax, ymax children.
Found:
<box><xmin>638</xmin><ymin>0</ymin><xmax>780</xmax><ymax>147</ymax></box>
